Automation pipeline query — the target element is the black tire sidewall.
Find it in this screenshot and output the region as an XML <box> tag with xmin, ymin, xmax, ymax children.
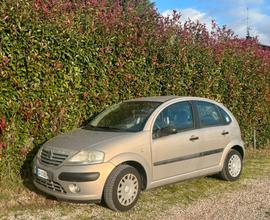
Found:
<box><xmin>224</xmin><ymin>149</ymin><xmax>243</xmax><ymax>181</ymax></box>
<box><xmin>112</xmin><ymin>166</ymin><xmax>141</xmax><ymax>211</ymax></box>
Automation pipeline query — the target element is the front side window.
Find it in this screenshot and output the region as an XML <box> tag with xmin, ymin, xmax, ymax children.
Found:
<box><xmin>87</xmin><ymin>101</ymin><xmax>161</xmax><ymax>132</ymax></box>
<box><xmin>153</xmin><ymin>101</ymin><xmax>194</xmax><ymax>139</ymax></box>
<box><xmin>196</xmin><ymin>101</ymin><xmax>223</xmax><ymax>127</ymax></box>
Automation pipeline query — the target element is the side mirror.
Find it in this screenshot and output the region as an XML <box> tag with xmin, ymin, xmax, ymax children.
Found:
<box><xmin>154</xmin><ymin>126</ymin><xmax>177</xmax><ymax>138</ymax></box>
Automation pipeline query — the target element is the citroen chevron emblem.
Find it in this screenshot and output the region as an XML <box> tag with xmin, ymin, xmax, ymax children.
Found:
<box><xmin>48</xmin><ymin>150</ymin><xmax>53</xmax><ymax>160</ymax></box>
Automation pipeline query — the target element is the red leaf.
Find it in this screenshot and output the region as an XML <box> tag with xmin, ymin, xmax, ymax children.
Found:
<box><xmin>83</xmin><ymin>91</ymin><xmax>89</xmax><ymax>99</ymax></box>
<box><xmin>0</xmin><ymin>117</ymin><xmax>6</xmax><ymax>133</ymax></box>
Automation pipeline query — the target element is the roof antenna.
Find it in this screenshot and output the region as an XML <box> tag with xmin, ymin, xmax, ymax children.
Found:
<box><xmin>246</xmin><ymin>7</ymin><xmax>251</xmax><ymax>39</ymax></box>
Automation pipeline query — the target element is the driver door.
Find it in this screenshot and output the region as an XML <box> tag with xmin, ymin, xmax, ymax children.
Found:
<box><xmin>151</xmin><ymin>101</ymin><xmax>202</xmax><ymax>181</ymax></box>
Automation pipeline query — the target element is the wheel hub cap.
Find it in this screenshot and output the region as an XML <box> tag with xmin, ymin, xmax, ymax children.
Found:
<box><xmin>124</xmin><ymin>186</ymin><xmax>130</xmax><ymax>193</ymax></box>
<box><xmin>228</xmin><ymin>154</ymin><xmax>241</xmax><ymax>177</ymax></box>
<box><xmin>117</xmin><ymin>173</ymin><xmax>138</xmax><ymax>206</ymax></box>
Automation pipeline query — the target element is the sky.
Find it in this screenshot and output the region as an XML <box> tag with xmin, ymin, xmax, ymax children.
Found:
<box><xmin>152</xmin><ymin>0</ymin><xmax>270</xmax><ymax>45</ymax></box>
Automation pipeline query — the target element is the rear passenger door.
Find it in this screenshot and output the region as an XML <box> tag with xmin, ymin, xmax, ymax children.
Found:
<box><xmin>194</xmin><ymin>101</ymin><xmax>232</xmax><ymax>170</ymax></box>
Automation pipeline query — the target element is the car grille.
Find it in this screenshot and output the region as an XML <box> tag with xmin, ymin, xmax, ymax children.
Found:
<box><xmin>35</xmin><ymin>177</ymin><xmax>66</xmax><ymax>194</ymax></box>
<box><xmin>40</xmin><ymin>149</ymin><xmax>69</xmax><ymax>166</ymax></box>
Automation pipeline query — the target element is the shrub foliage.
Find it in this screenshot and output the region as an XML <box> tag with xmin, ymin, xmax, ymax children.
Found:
<box><xmin>0</xmin><ymin>0</ymin><xmax>269</xmax><ymax>181</ymax></box>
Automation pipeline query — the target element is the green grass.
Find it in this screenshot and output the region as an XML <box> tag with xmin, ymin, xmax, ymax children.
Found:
<box><xmin>1</xmin><ymin>149</ymin><xmax>270</xmax><ymax>220</ymax></box>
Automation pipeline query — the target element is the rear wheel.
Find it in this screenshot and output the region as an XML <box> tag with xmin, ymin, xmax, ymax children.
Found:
<box><xmin>103</xmin><ymin>164</ymin><xmax>141</xmax><ymax>211</ymax></box>
<box><xmin>219</xmin><ymin>149</ymin><xmax>243</xmax><ymax>181</ymax></box>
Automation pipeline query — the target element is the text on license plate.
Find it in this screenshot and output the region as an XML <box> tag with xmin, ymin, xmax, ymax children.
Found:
<box><xmin>36</xmin><ymin>168</ymin><xmax>48</xmax><ymax>180</ymax></box>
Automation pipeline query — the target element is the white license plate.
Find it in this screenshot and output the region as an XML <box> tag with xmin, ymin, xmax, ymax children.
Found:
<box><xmin>36</xmin><ymin>168</ymin><xmax>49</xmax><ymax>180</ymax></box>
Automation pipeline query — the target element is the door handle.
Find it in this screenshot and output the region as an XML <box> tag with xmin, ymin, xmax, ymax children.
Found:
<box><xmin>189</xmin><ymin>136</ymin><xmax>199</xmax><ymax>141</ymax></box>
<box><xmin>222</xmin><ymin>131</ymin><xmax>229</xmax><ymax>135</ymax></box>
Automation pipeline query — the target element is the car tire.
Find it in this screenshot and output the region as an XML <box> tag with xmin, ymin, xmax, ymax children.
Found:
<box><xmin>219</xmin><ymin>149</ymin><xmax>243</xmax><ymax>181</ymax></box>
<box><xmin>103</xmin><ymin>164</ymin><xmax>141</xmax><ymax>211</ymax></box>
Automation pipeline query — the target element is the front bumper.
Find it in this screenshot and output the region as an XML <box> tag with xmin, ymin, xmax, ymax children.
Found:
<box><xmin>33</xmin><ymin>157</ymin><xmax>115</xmax><ymax>201</ymax></box>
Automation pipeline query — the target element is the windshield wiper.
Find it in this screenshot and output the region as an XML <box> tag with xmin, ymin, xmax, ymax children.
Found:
<box><xmin>84</xmin><ymin>125</ymin><xmax>123</xmax><ymax>132</ymax></box>
<box><xmin>96</xmin><ymin>126</ymin><xmax>123</xmax><ymax>131</ymax></box>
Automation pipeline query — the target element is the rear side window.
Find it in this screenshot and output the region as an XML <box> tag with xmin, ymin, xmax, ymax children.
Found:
<box><xmin>196</xmin><ymin>101</ymin><xmax>223</xmax><ymax>127</ymax></box>
<box><xmin>218</xmin><ymin>106</ymin><xmax>232</xmax><ymax>125</ymax></box>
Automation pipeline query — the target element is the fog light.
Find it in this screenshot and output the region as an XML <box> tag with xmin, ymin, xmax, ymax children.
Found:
<box><xmin>68</xmin><ymin>184</ymin><xmax>80</xmax><ymax>193</ymax></box>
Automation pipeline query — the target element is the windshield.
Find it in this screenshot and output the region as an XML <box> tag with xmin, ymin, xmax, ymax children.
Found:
<box><xmin>87</xmin><ymin>101</ymin><xmax>161</xmax><ymax>132</ymax></box>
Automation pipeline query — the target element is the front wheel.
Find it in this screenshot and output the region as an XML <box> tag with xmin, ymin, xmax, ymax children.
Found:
<box><xmin>103</xmin><ymin>164</ymin><xmax>141</xmax><ymax>211</ymax></box>
<box><xmin>219</xmin><ymin>149</ymin><xmax>243</xmax><ymax>181</ymax></box>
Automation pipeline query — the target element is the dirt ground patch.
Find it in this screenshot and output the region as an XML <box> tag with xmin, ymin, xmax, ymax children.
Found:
<box><xmin>159</xmin><ymin>176</ymin><xmax>270</xmax><ymax>220</ymax></box>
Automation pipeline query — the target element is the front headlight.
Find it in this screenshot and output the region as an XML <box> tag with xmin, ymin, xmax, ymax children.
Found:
<box><xmin>67</xmin><ymin>150</ymin><xmax>105</xmax><ymax>165</ymax></box>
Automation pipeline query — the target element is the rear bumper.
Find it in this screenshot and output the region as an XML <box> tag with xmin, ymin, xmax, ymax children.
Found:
<box><xmin>33</xmin><ymin>157</ymin><xmax>115</xmax><ymax>201</ymax></box>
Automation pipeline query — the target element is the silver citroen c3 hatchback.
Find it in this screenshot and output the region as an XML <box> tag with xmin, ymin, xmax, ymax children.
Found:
<box><xmin>33</xmin><ymin>96</ymin><xmax>244</xmax><ymax>211</ymax></box>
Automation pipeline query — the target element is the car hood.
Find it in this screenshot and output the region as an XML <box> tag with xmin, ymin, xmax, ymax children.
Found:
<box><xmin>43</xmin><ymin>127</ymin><xmax>131</xmax><ymax>151</ymax></box>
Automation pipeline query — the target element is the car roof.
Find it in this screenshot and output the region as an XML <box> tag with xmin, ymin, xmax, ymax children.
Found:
<box><xmin>125</xmin><ymin>96</ymin><xmax>220</xmax><ymax>104</ymax></box>
<box><xmin>125</xmin><ymin>96</ymin><xmax>180</xmax><ymax>103</ymax></box>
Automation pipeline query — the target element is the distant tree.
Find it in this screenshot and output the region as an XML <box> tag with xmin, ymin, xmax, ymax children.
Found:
<box><xmin>106</xmin><ymin>0</ymin><xmax>155</xmax><ymax>13</ymax></box>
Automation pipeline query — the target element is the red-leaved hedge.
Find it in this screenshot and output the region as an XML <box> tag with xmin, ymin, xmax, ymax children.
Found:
<box><xmin>0</xmin><ymin>0</ymin><xmax>269</xmax><ymax>182</ymax></box>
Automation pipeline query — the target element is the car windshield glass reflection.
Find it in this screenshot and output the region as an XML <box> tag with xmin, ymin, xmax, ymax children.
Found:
<box><xmin>86</xmin><ymin>101</ymin><xmax>161</xmax><ymax>132</ymax></box>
